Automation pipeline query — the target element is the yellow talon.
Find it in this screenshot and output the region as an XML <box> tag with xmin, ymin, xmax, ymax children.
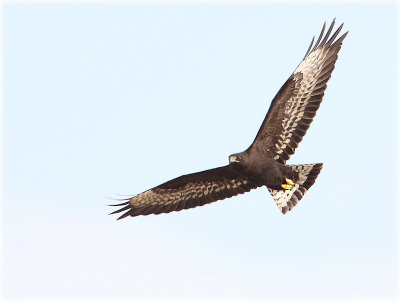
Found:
<box><xmin>281</xmin><ymin>184</ymin><xmax>293</xmax><ymax>190</ymax></box>
<box><xmin>285</xmin><ymin>178</ymin><xmax>294</xmax><ymax>186</ymax></box>
<box><xmin>281</xmin><ymin>178</ymin><xmax>294</xmax><ymax>190</ymax></box>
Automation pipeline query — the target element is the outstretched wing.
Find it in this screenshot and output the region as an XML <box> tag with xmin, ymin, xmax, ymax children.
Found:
<box><xmin>110</xmin><ymin>166</ymin><xmax>260</xmax><ymax>219</ymax></box>
<box><xmin>249</xmin><ymin>20</ymin><xmax>348</xmax><ymax>164</ymax></box>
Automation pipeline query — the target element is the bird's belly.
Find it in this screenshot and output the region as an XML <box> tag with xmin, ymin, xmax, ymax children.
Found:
<box><xmin>244</xmin><ymin>163</ymin><xmax>286</xmax><ymax>188</ymax></box>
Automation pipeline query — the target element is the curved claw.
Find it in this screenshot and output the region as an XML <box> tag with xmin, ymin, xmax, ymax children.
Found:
<box><xmin>281</xmin><ymin>183</ymin><xmax>293</xmax><ymax>190</ymax></box>
<box><xmin>281</xmin><ymin>178</ymin><xmax>294</xmax><ymax>190</ymax></box>
<box><xmin>285</xmin><ymin>178</ymin><xmax>294</xmax><ymax>186</ymax></box>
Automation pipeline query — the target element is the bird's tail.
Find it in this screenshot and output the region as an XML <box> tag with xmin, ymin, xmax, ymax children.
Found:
<box><xmin>268</xmin><ymin>163</ymin><xmax>323</xmax><ymax>214</ymax></box>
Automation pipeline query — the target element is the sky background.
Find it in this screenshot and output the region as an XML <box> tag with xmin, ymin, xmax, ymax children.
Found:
<box><xmin>2</xmin><ymin>2</ymin><xmax>398</xmax><ymax>301</ymax></box>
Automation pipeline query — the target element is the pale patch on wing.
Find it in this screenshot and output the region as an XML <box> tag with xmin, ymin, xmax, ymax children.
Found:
<box><xmin>111</xmin><ymin>177</ymin><xmax>259</xmax><ymax>219</ymax></box>
<box><xmin>270</xmin><ymin>21</ymin><xmax>347</xmax><ymax>164</ymax></box>
<box><xmin>273</xmin><ymin>48</ymin><xmax>330</xmax><ymax>162</ymax></box>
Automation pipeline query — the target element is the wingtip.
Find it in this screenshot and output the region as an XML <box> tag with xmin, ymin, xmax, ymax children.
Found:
<box><xmin>303</xmin><ymin>35</ymin><xmax>315</xmax><ymax>60</ymax></box>
<box><xmin>108</xmin><ymin>200</ymin><xmax>130</xmax><ymax>207</ymax></box>
<box><xmin>334</xmin><ymin>30</ymin><xmax>349</xmax><ymax>45</ymax></box>
<box><xmin>117</xmin><ymin>211</ymin><xmax>132</xmax><ymax>220</ymax></box>
<box><xmin>313</xmin><ymin>22</ymin><xmax>326</xmax><ymax>52</ymax></box>
<box><xmin>109</xmin><ymin>204</ymin><xmax>131</xmax><ymax>215</ymax></box>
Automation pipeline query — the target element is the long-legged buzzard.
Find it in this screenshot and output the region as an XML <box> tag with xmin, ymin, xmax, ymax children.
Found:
<box><xmin>110</xmin><ymin>20</ymin><xmax>347</xmax><ymax>219</ymax></box>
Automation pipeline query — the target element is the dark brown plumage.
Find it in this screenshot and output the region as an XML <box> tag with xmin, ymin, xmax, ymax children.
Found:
<box><xmin>110</xmin><ymin>20</ymin><xmax>347</xmax><ymax>219</ymax></box>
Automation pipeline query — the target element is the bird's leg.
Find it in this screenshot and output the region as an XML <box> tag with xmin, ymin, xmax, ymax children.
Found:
<box><xmin>281</xmin><ymin>178</ymin><xmax>294</xmax><ymax>190</ymax></box>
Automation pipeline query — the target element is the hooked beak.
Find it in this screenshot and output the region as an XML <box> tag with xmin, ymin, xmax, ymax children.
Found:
<box><xmin>229</xmin><ymin>155</ymin><xmax>240</xmax><ymax>163</ymax></box>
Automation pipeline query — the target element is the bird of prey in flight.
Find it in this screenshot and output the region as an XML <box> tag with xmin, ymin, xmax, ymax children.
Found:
<box><xmin>110</xmin><ymin>19</ymin><xmax>347</xmax><ymax>220</ymax></box>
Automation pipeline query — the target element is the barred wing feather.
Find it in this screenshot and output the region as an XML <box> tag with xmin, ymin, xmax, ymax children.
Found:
<box><xmin>249</xmin><ymin>20</ymin><xmax>348</xmax><ymax>164</ymax></box>
<box><xmin>110</xmin><ymin>166</ymin><xmax>260</xmax><ymax>219</ymax></box>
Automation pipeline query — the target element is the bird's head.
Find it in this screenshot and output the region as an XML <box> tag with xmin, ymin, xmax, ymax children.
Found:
<box><xmin>229</xmin><ymin>153</ymin><xmax>245</xmax><ymax>165</ymax></box>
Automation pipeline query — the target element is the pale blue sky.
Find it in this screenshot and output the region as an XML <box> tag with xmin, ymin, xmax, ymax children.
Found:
<box><xmin>3</xmin><ymin>2</ymin><xmax>398</xmax><ymax>301</ymax></box>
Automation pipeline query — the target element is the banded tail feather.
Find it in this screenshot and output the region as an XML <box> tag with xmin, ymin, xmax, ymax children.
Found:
<box><xmin>268</xmin><ymin>163</ymin><xmax>323</xmax><ymax>214</ymax></box>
